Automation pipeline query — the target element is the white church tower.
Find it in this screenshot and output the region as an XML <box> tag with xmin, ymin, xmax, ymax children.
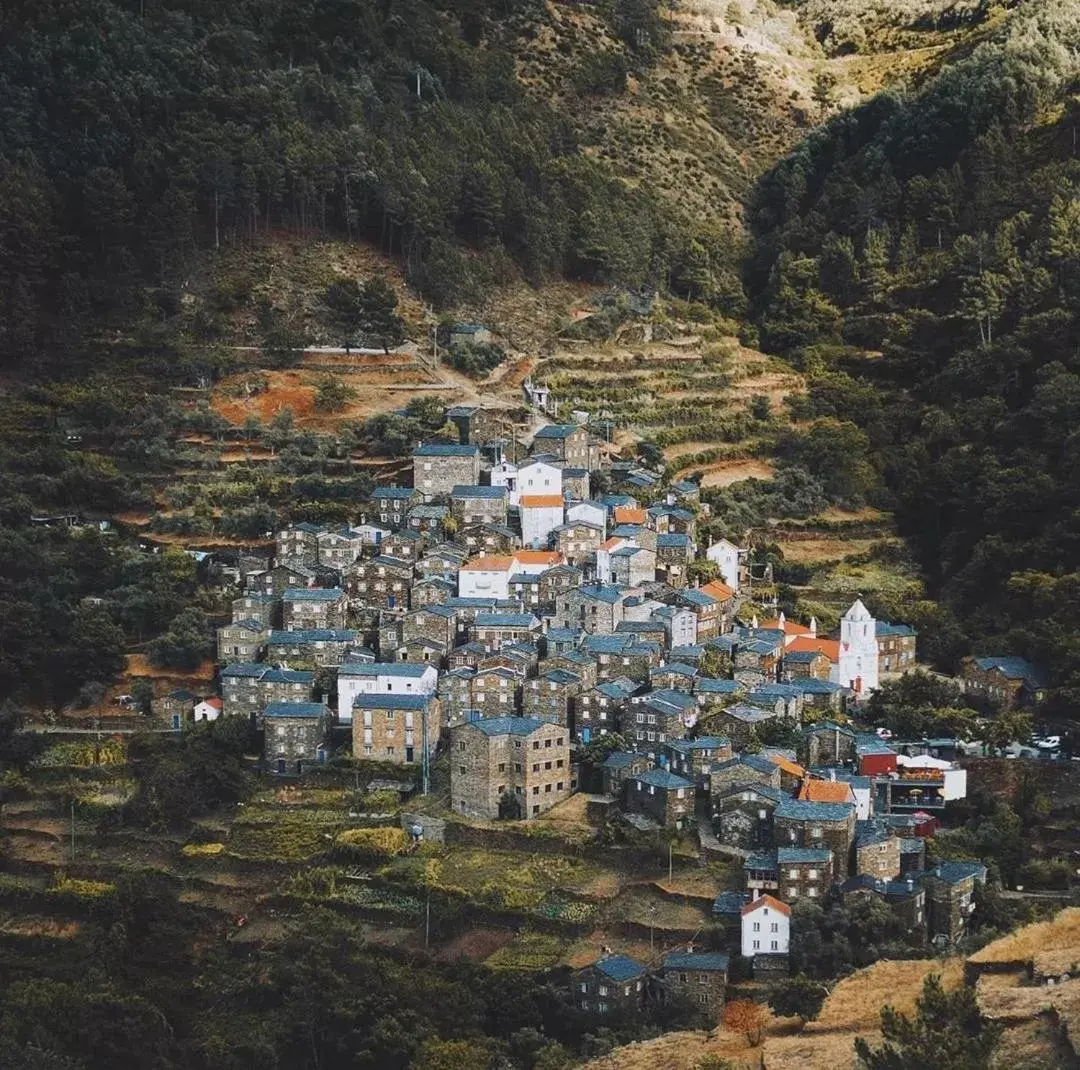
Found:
<box><xmin>838</xmin><ymin>598</ymin><xmax>878</xmax><ymax>696</ymax></box>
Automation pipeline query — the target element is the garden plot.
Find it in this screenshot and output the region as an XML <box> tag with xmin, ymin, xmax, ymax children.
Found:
<box><xmin>484</xmin><ymin>931</ymin><xmax>569</xmax><ymax>972</ymax></box>
<box><xmin>227</xmin><ymin>806</ymin><xmax>354</xmax><ymax>863</ymax></box>
<box><xmin>604</xmin><ymin>885</ymin><xmax>713</xmax><ymax>933</ymax></box>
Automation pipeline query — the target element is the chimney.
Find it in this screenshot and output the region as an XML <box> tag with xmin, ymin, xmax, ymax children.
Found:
<box><xmin>829</xmin><ymin>769</ymin><xmax>836</xmax><ymax>782</ymax></box>
<box><xmin>810</xmin><ymin>617</ymin><xmax>817</xmax><ymax>637</ymax></box>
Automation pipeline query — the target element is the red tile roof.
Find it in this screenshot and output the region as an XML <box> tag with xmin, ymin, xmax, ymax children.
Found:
<box><xmin>520</xmin><ymin>494</ymin><xmax>564</xmax><ymax>509</ymax></box>
<box><xmin>741</xmin><ymin>893</ymin><xmax>791</xmax><ymax>917</ymax></box>
<box><xmin>787</xmin><ymin>636</ymin><xmax>841</xmax><ymax>663</ymax></box>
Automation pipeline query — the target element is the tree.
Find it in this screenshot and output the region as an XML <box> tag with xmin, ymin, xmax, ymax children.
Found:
<box><xmin>854</xmin><ymin>974</ymin><xmax>1001</xmax><ymax>1070</ymax></box>
<box><xmin>769</xmin><ymin>975</ymin><xmax>828</xmax><ymax>1024</ymax></box>
<box><xmin>699</xmin><ymin>648</ymin><xmax>733</xmax><ymax>678</ymax></box>
<box><xmin>147</xmin><ymin>608</ymin><xmax>211</xmax><ymax>671</ymax></box>
<box><xmin>722</xmin><ymin>999</ymin><xmax>766</xmax><ymax>1044</ymax></box>
<box><xmin>750</xmin><ymin>394</ymin><xmax>771</xmax><ymax>421</ymax></box>
<box><xmin>130</xmin><ymin>679</ymin><xmax>154</xmax><ymax>717</ymax></box>
<box><xmin>359</xmin><ymin>275</ymin><xmax>405</xmax><ymax>352</ymax></box>
<box><xmin>812</xmin><ymin>72</ymin><xmax>836</xmax><ymax>117</ymax></box>
<box><xmin>313</xmin><ymin>375</ymin><xmax>355</xmax><ymax>413</ymax></box>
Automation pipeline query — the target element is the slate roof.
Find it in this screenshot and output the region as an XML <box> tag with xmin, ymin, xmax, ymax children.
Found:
<box><xmin>468</xmin><ymin>716</ymin><xmax>549</xmax><ymax>737</ymax></box>
<box><xmin>352</xmin><ymin>694</ymin><xmax>433</xmax><ymax>710</ymax></box>
<box><xmin>268</xmin><ymin>629</ymin><xmax>357</xmax><ymax>644</ymax></box>
<box><xmin>540</xmin><ymin>669</ymin><xmax>581</xmax><ymax>686</ymax></box>
<box><xmin>578</xmin><ymin>585</ymin><xmax>625</xmax><ymax>604</ymax></box>
<box><xmin>797</xmin><ymin>678</ymin><xmax>850</xmax><ymax>695</ymax></box>
<box><xmin>679</xmin><ymin>587</ymin><xmax>719</xmax><ymax>605</ymax></box>
<box><xmin>657</xmin><ymin>533</ymin><xmax>691</xmax><ymax>548</ymax></box>
<box><xmin>595</xmin><ymin>680</ymin><xmax>637</xmax><ymax>701</ymax></box>
<box><xmin>264</xmin><ymin>702</ymin><xmax>327</xmax><ymax>719</ymax></box>
<box><xmin>338</xmin><ymin>662</ymin><xmax>433</xmax><ymax>678</ymax></box>
<box><xmin>413</xmin><ymin>443</ymin><xmax>479</xmax><ymax>457</ymax></box>
<box><xmin>603</xmin><ymin>751</ymin><xmax>643</xmax><ymax>769</ymax></box>
<box><xmin>745</xmin><ymin>850</ymin><xmax>779</xmax><ymax>871</ymax></box>
<box><xmin>666</xmin><ymin>736</ymin><xmax>730</xmax><ymax>753</ymax></box>
<box><xmin>408</xmin><ymin>505</ymin><xmax>449</xmax><ymax>520</ymax></box>
<box><xmin>775</xmin><ymin>798</ymin><xmax>855</xmax><ymax>822</ymax></box>
<box><xmin>534</xmin><ymin>424</ymin><xmax>580</xmax><ymax>440</ymax></box>
<box><xmin>777</xmin><ymin>847</ymin><xmax>832</xmax><ymax>864</ymax></box>
<box><xmin>451</xmin><ymin>485</ymin><xmax>507</xmax><ymax>499</ymax></box>
<box><xmin>651</xmin><ymin>662</ymin><xmax>698</xmax><ymax>679</ymax></box>
<box><xmin>663</xmin><ymin>952</ymin><xmax>729</xmax><ymax>972</ymax></box>
<box><xmin>924</xmin><ymin>861</ymin><xmax>987</xmax><ymax>885</ymax></box>
<box><xmin>283</xmin><ymin>587</ymin><xmax>344</xmax><ymax>601</ymax></box>
<box><xmin>721</xmin><ymin>704</ymin><xmax>772</xmax><ymax>724</ymax></box>
<box><xmin>474</xmin><ymin>613</ymin><xmax>539</xmax><ymax>628</ymax></box>
<box><xmin>226</xmin><ymin>618</ymin><xmax>265</xmax><ymax>632</ymax></box>
<box><xmin>632</xmin><ymin>768</ymin><xmax>693</xmax><ymax>791</ymax></box>
<box><xmin>259</xmin><ymin>668</ymin><xmax>315</xmax><ymax>684</ymax></box>
<box><xmin>876</xmin><ymin>621</ymin><xmax>917</xmax><ymax>638</ymax></box>
<box><xmin>713</xmin><ymin>891</ymin><xmax>749</xmax><ymax>915</ymax></box>
<box><xmin>971</xmin><ymin>656</ymin><xmax>1049</xmax><ymax>687</ymax></box>
<box><xmin>546</xmin><ymin>627</ymin><xmax>583</xmax><ymax>643</ymax></box>
<box><xmin>695</xmin><ymin>677</ymin><xmax>743</xmax><ymax>695</ymax></box>
<box><xmin>593</xmin><ymin>954</ymin><xmax>646</xmax><ymax>982</ymax></box>
<box><xmin>714</xmin><ymin>753</ymin><xmax>776</xmax><ymax>775</ymax></box>
<box><xmin>647</xmin><ymin>688</ymin><xmax>697</xmax><ymax>711</ymax></box>
<box><xmin>783</xmin><ymin>649</ymin><xmax>824</xmax><ymax>664</ymax></box>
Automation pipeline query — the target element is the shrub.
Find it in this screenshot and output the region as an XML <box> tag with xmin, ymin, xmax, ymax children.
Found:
<box><xmin>181</xmin><ymin>842</ymin><xmax>225</xmax><ymax>858</ymax></box>
<box><xmin>335</xmin><ymin>827</ymin><xmax>409</xmax><ymax>860</ymax></box>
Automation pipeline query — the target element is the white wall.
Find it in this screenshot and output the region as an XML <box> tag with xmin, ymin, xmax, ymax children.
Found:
<box><xmin>521</xmin><ymin>504</ymin><xmax>563</xmax><ymax>548</ymax></box>
<box><xmin>705</xmin><ymin>539</ymin><xmax>740</xmax><ymax>591</ymax></box>
<box><xmin>337</xmin><ymin>665</ymin><xmax>438</xmax><ymax>724</ymax></box>
<box><xmin>838</xmin><ymin>600</ymin><xmax>880</xmax><ymax>695</ymax></box>
<box><xmin>490</xmin><ymin>462</ymin><xmax>519</xmax><ymax>507</ymax></box>
<box><xmin>458</xmin><ymin>566</ymin><xmax>511</xmax><ymax>600</ymax></box>
<box><xmin>518</xmin><ymin>461</ymin><xmax>563</xmax><ymax>497</ymax></box>
<box><xmin>566</xmin><ymin>501</ymin><xmax>605</xmax><ymax>532</ymax></box>
<box><xmin>741</xmin><ymin>902</ymin><xmax>790</xmax><ymax>957</ymax></box>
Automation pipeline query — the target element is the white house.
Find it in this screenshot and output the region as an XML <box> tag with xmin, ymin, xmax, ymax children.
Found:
<box><xmin>834</xmin><ymin>598</ymin><xmax>879</xmax><ymax>696</ymax></box>
<box><xmin>489</xmin><ymin>461</ymin><xmax>520</xmax><ymax>507</ymax></box>
<box><xmin>337</xmin><ymin>662</ymin><xmax>438</xmax><ymax>724</ymax></box>
<box><xmin>520</xmin><ymin>494</ymin><xmax>564</xmax><ymax>548</ymax></box>
<box><xmin>741</xmin><ymin>894</ymin><xmax>790</xmax><ymax>958</ymax></box>
<box><xmin>458</xmin><ymin>555</ymin><xmax>515</xmax><ymax>600</ymax></box>
<box><xmin>595</xmin><ymin>536</ymin><xmax>627</xmax><ymax>585</ymax></box>
<box><xmin>194</xmin><ymin>697</ymin><xmax>223</xmax><ymax>722</ymax></box>
<box><xmin>705</xmin><ymin>538</ymin><xmax>743</xmax><ymax>592</ymax></box>
<box><xmin>566</xmin><ymin>499</ymin><xmax>606</xmax><ymax>533</ymax></box>
<box><xmin>897</xmin><ymin>754</ymin><xmax>968</xmax><ymax>801</ymax></box>
<box><xmin>517</xmin><ymin>460</ymin><xmax>563</xmax><ymax>499</ymax></box>
<box><xmin>352</xmin><ymin>522</ymin><xmax>391</xmax><ymax>547</ymax></box>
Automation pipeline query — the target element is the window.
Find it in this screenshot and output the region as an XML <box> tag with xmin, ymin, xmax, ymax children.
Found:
<box><xmin>808</xmin><ymin>887</ymin><xmax>818</xmax><ymax>898</ymax></box>
<box><xmin>752</xmin><ymin>940</ymin><xmax>760</xmax><ymax>951</ymax></box>
<box><xmin>544</xmin><ymin>761</ymin><xmax>552</xmax><ymax>771</ymax></box>
<box><xmin>598</xmin><ymin>985</ymin><xmax>609</xmax><ymax>997</ymax></box>
<box><xmin>532</xmin><ymin>786</ymin><xmax>539</xmax><ymax>795</ymax></box>
<box><xmin>532</xmin><ymin>763</ymin><xmax>540</xmax><ymax>773</ymax></box>
<box><xmin>788</xmin><ymin>869</ymin><xmax>799</xmax><ymax>880</ymax></box>
<box><xmin>770</xmin><ymin>940</ymin><xmax>779</xmax><ymax>951</ymax></box>
<box><xmin>514</xmin><ymin>763</ymin><xmax>522</xmax><ymax>773</ymax></box>
<box><xmin>770</xmin><ymin>922</ymin><xmax>778</xmax><ymax>933</ymax></box>
<box><xmin>758</xmin><ymin>809</ymin><xmax>767</xmax><ymax>820</ymax></box>
<box><xmin>810</xmin><ymin>827</ymin><xmax>822</xmax><ymax>839</ymax></box>
<box><xmin>498</xmin><ymin>763</ymin><xmax>506</xmax><ymax>773</ymax></box>
<box><xmin>752</xmin><ymin>922</ymin><xmax>760</xmax><ymax>932</ymax></box>
<box><xmin>787</xmin><ymin>886</ymin><xmax>798</xmax><ymax>898</ymax></box>
<box><xmin>544</xmin><ymin>783</ymin><xmax>552</xmax><ymax>793</ymax></box>
<box><xmin>459</xmin><ymin>765</ymin><xmax>465</xmax><ymax>775</ymax></box>
<box><xmin>698</xmin><ymin>974</ymin><xmax>708</xmax><ymax>985</ymax></box>
<box><xmin>557</xmin><ymin>781</ymin><xmax>564</xmax><ymax>791</ymax></box>
<box><xmin>808</xmin><ymin>868</ymin><xmax>819</xmax><ymax>879</ymax></box>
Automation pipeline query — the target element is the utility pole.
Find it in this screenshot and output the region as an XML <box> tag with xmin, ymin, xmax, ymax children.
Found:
<box><xmin>70</xmin><ymin>800</ymin><xmax>76</xmax><ymax>862</ymax></box>
<box><xmin>668</xmin><ymin>840</ymin><xmax>673</xmax><ymax>883</ymax></box>
<box><xmin>421</xmin><ymin>707</ymin><xmax>430</xmax><ymax>795</ymax></box>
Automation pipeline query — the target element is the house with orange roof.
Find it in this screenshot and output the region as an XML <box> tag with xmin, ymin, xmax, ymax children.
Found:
<box><xmin>458</xmin><ymin>555</ymin><xmax>516</xmax><ymax>600</ymax></box>
<box><xmin>798</xmin><ymin>778</ymin><xmax>856</xmax><ymax>806</ymax></box>
<box><xmin>613</xmin><ymin>506</ymin><xmax>647</xmax><ymax>526</ymax></box>
<box><xmin>194</xmin><ymin>696</ymin><xmax>223</xmax><ymax>722</ymax></box>
<box><xmin>741</xmin><ymin>894</ymin><xmax>790</xmax><ymax>968</ymax></box>
<box><xmin>520</xmin><ymin>494</ymin><xmax>564</xmax><ymax>548</ymax></box>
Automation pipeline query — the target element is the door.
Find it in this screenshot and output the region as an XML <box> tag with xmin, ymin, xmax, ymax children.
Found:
<box><xmin>276</xmin><ymin>758</ymin><xmax>286</xmax><ymax>775</ymax></box>
<box><xmin>171</xmin><ymin>714</ymin><xmax>181</xmax><ymax>731</ymax></box>
<box><xmin>582</xmin><ymin>728</ymin><xmax>591</xmax><ymax>744</ymax></box>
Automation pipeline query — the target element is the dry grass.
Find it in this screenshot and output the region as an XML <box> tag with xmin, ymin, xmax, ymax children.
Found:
<box><xmin>699</xmin><ymin>458</ymin><xmax>776</xmax><ymax>488</ymax></box>
<box><xmin>584</xmin><ymin>1026</ymin><xmax>758</xmax><ymax>1070</ymax></box>
<box><xmin>125</xmin><ymin>653</ymin><xmax>215</xmax><ymax>682</ymax></box>
<box><xmin>763</xmin><ymin>958</ymin><xmax>964</xmax><ymax>1070</ymax></box>
<box><xmin>969</xmin><ymin>909</ymin><xmax>1080</xmax><ymax>966</ymax></box>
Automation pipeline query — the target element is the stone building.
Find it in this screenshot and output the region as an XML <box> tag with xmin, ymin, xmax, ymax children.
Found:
<box><xmin>663</xmin><ymin>736</ymin><xmax>733</xmax><ymax>785</ymax></box>
<box><xmin>709</xmin><ymin>753</ymin><xmax>782</xmax><ymax>797</ymax></box>
<box><xmin>676</xmin><ymin>589</ymin><xmax>723</xmax><ymax>641</ymax></box>
<box><xmin>601</xmin><ymin>751</ymin><xmax>654</xmax><ymax>797</ymax></box>
<box><xmin>266</xmin><ymin>628</ymin><xmax>358</xmax><ymax>667</ymax></box>
<box><xmin>317</xmin><ymin>527</ymin><xmax>364</xmax><ymax>570</ymax></box>
<box><xmin>610</xmin><ymin>545</ymin><xmax>656</xmax><ymax>588</ymax></box>
<box><xmin>370</xmin><ymin>485</ymin><xmax>418</xmax><ymax>527</ymax></box>
<box><xmin>264</xmin><ymin>701</ymin><xmax>330</xmax><ymax>775</ymax></box>
<box><xmin>573</xmin><ymin>955</ymin><xmax>647</xmax><ymax>1015</ymax></box>
<box><xmin>625</xmin><ymin>768</ymin><xmax>694</xmax><ymax>829</ymax></box>
<box><xmin>450</xmin><ymin>485</ymin><xmax>509</xmax><ymax>527</ymax></box>
<box><xmin>714</xmin><ymin>784</ymin><xmax>782</xmax><ymax>851</ymax></box>
<box><xmin>854</xmin><ymin>824</ymin><xmax>902</xmax><ymax>882</ymax></box>
<box><xmin>575</xmin><ymin>678</ymin><xmax>636</xmax><ymax>744</ymax></box>
<box><xmin>232</xmin><ymin>593</ymin><xmax>280</xmax><ymax>628</ymax></box>
<box><xmin>797</xmin><ymin>721</ymin><xmax>857</xmax><ymax>767</ymax></box>
<box><xmin>783</xmin><ymin>648</ymin><xmax>833</xmax><ymax>681</ymax></box>
<box><xmin>248</xmin><ymin>562</ymin><xmax>317</xmax><ymax>597</ymax></box>
<box><xmin>282</xmin><ymin>587</ymin><xmax>347</xmax><ymax>631</ymax></box>
<box><xmin>919</xmin><ymin>861</ymin><xmax>986</xmax><ymax>946</ymax></box>
<box><xmin>351</xmin><ymin>693</ymin><xmax>441</xmax><ymax>764</ymax></box>
<box><xmin>561</xmin><ymin>467</ymin><xmax>590</xmax><ymax>502</ymax></box>
<box><xmin>531</xmin><ymin>424</ymin><xmax>593</xmax><ymax>468</ymax></box>
<box><xmin>216</xmin><ymin>619</ymin><xmax>268</xmax><ymax>664</ymax></box>
<box><xmin>406</xmin><ymin>504</ymin><xmax>449</xmax><ymax>541</ymax></box>
<box><xmin>379</xmin><ymin>529</ymin><xmax>424</xmax><ymax>563</ymax></box>
<box><xmin>773</xmin><ymin>798</ymin><xmax>856</xmax><ymax>881</ymax></box>
<box><xmin>958</xmin><ymin>656</ymin><xmax>1049</xmax><ymax>709</ymax></box>
<box><xmin>402</xmin><ymin>606</ymin><xmax>457</xmax><ymax>653</ymax></box>
<box><xmin>554</xmin><ymin>584</ymin><xmax>626</xmax><ymax>635</ymax></box>
<box><xmin>221</xmin><ymin>663</ymin><xmax>315</xmax><ymax>720</ymax></box>
<box><xmin>457</xmin><ymin>522</ymin><xmax>519</xmax><ymax>558</ymax></box>
<box><xmin>276</xmin><ymin>522</ymin><xmax>323</xmax><ymax>566</ymax></box>
<box><xmin>539</xmin><ymin>564</ymin><xmax>584</xmax><ymax>611</ymax></box>
<box><xmin>450</xmin><ymin>717</ymin><xmax>570</xmax><ymax>820</ymax></box>
<box><xmin>444</xmin><ymin>404</ymin><xmax>503</xmax><ymax>445</ymax></box>
<box><xmin>553</xmin><ymin>522</ymin><xmax>604</xmax><ymax>565</ymax></box>
<box><xmin>469</xmin><ymin>666</ymin><xmax>523</xmax><ymax>718</ymax></box>
<box><xmin>659</xmin><ymin>952</ymin><xmax>729</xmax><ymax>1020</ymax></box>
<box><xmin>774</xmin><ymin>847</ymin><xmax>833</xmax><ymax>903</ymax></box>
<box><xmin>412</xmin><ymin>443</ymin><xmax>481</xmax><ymax>499</ymax></box>
<box><xmin>346</xmin><ymin>555</ymin><xmax>412</xmax><ymax>611</ymax></box>
<box><xmin>472</xmin><ymin>612</ymin><xmax>541</xmax><ymax>650</ymax></box>
<box><xmin>153</xmin><ymin>688</ymin><xmax>196</xmax><ymax>729</ymax></box>
<box><xmin>409</xmin><ymin>576</ymin><xmax>455</xmax><ymax>610</ymax></box>
<box><xmin>523</xmin><ymin>668</ymin><xmax>583</xmax><ymax>727</ymax></box>
<box><xmin>655</xmin><ymin>533</ymin><xmax>694</xmax><ymax>587</ymax></box>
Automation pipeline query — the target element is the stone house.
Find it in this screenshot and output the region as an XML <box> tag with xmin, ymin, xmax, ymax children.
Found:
<box><xmin>508</xmin><ymin>571</ymin><xmax>544</xmax><ymax>615</ymax></box>
<box><xmin>276</xmin><ymin>522</ymin><xmax>323</xmax><ymax>565</ymax></box>
<box><xmin>370</xmin><ymin>485</ymin><xmax>418</xmax><ymax>528</ymax></box>
<box><xmin>663</xmin><ymin>736</ymin><xmax>733</xmax><ymax>785</ymax></box>
<box><xmin>544</xmin><ymin>627</ymin><xmax>581</xmax><ymax>656</ymax></box>
<box><xmin>675</xmin><ymin>589</ymin><xmax>722</xmax><ymax>641</ymax></box>
<box><xmin>919</xmin><ymin>862</ymin><xmax>986</xmax><ymax>946</ymax></box>
<box><xmin>450</xmin><ymin>485</ymin><xmax>508</xmax><ymax>527</ymax></box>
<box><xmin>438</xmin><ymin>668</ymin><xmax>476</xmax><ymax>726</ymax></box>
<box><xmin>379</xmin><ymin>529</ymin><xmax>424</xmax><ymax>563</ymax></box>
<box><xmin>450</xmin><ymin>717</ymin><xmax>571</xmax><ymax>820</ymax></box>
<box><xmin>573</xmin><ymin>955</ymin><xmax>648</xmax><ymax>1015</ymax></box>
<box><xmin>959</xmin><ymin>656</ymin><xmax>1049</xmax><ymax>709</ymax></box>
<box><xmin>796</xmin><ymin>677</ymin><xmax>850</xmax><ymax>713</ymax></box>
<box><xmin>282</xmin><ymin>587</ymin><xmax>347</xmax><ymax>631</ymax></box>
<box><xmin>711</xmin><ymin>704</ymin><xmax>776</xmax><ymax>747</ymax></box>
<box><xmin>561</xmin><ymin>467</ymin><xmax>590</xmax><ymax>501</ymax></box>
<box><xmin>610</xmin><ymin>545</ymin><xmax>656</xmax><ymax>588</ymax></box>
<box><xmin>523</xmin><ymin>668</ymin><xmax>583</xmax><ymax>727</ymax></box>
<box><xmin>625</xmin><ymin>768</ymin><xmax>695</xmax><ymax>829</ymax></box>
<box><xmin>650</xmin><ymin>662</ymin><xmax>699</xmax><ymax>692</ymax></box>
<box><xmin>409</xmin><ymin>576</ymin><xmax>455</xmax><ymax>610</ymax></box>
<box><xmin>217</xmin><ymin>619</ymin><xmax>268</xmax><ymax>664</ymax></box>
<box><xmin>403</xmin><ymin>606</ymin><xmax>457</xmax><ymax>653</ymax></box>
<box><xmin>412</xmin><ymin>443</ymin><xmax>481</xmax><ymax>499</ymax></box>
<box><xmin>733</xmin><ymin>638</ymin><xmax>781</xmax><ymax>687</ymax></box>
<box><xmin>554</xmin><ymin>584</ymin><xmax>627</xmax><ymax>635</ymax></box>
<box><xmin>652</xmin><ymin>605</ymin><xmax>697</xmax><ymax>650</ymax></box>
<box><xmin>470</xmin><ymin>666</ymin><xmax>524</xmax><ymax>718</ymax></box>
<box><xmin>444</xmin><ymin>403</ymin><xmax>502</xmax><ymax>445</ymax></box>
<box><xmin>396</xmin><ymin>636</ymin><xmax>444</xmax><ymax>665</ymax></box>
<box><xmin>648</xmin><ymin>505</ymin><xmax>696</xmax><ymax>538</ymax></box>
<box><xmin>617</xmin><ymin>620</ymin><xmax>669</xmax><ymax>647</ymax></box>
<box><xmin>693</xmin><ymin>677</ymin><xmax>744</xmax><ymax>710</ymax></box>
<box><xmin>221</xmin><ymin>663</ymin><xmax>315</xmax><ymax>720</ymax></box>
<box><xmin>457</xmin><ymin>522</ymin><xmax>519</xmax><ymax>557</ymax></box>
<box><xmin>585</xmin><ymin>637</ymin><xmax>663</xmax><ymax>685</ymax></box>
<box><xmin>709</xmin><ymin>753</ymin><xmax>782</xmax><ymax>797</ymax></box>
<box><xmin>447</xmin><ymin>642</ymin><xmax>485</xmax><ymax>672</ymax></box>
<box><xmin>266</xmin><ymin>628</ymin><xmax>358</xmax><ymax>667</ymax></box>
<box><xmin>625</xmin><ymin>688</ymin><xmax>697</xmax><ymax>751</ymax></box>
<box><xmin>317</xmin><ymin>527</ymin><xmax>363</xmax><ymax>570</ymax></box>
<box><xmin>264</xmin><ymin>701</ymin><xmax>330</xmax><ymax>775</ymax></box>
<box><xmin>773</xmin><ymin>798</ymin><xmax>856</xmax><ymax>881</ymax></box>
<box><xmin>346</xmin><ymin>555</ymin><xmax>412</xmax><ymax>611</ymax></box>
<box><xmin>747</xmin><ymin>683</ymin><xmax>804</xmax><ymax>723</ymax></box>
<box><xmin>417</xmin><ymin>544</ymin><xmax>468</xmax><ymax>579</ymax></box>
<box><xmin>553</xmin><ymin>521</ymin><xmax>604</xmax><ymax>566</ymax></box>
<box><xmin>232</xmin><ymin>593</ymin><xmax>281</xmax><ymax>628</ymax></box>
<box><xmin>797</xmin><ymin>722</ymin><xmax>857</xmax><ymax>767</ymax></box>
<box><xmin>472</xmin><ymin>612</ymin><xmax>541</xmax><ymax>650</ymax></box>
<box><xmin>531</xmin><ymin>423</ymin><xmax>592</xmax><ymax>468</ymax></box>
<box><xmin>248</xmin><ymin>562</ymin><xmax>317</xmax><ymax>597</ymax></box>
<box><xmin>352</xmin><ymin>693</ymin><xmax>441</xmax><ymax>764</ymax></box>
<box><xmin>153</xmin><ymin>688</ymin><xmax>197</xmax><ymax>729</ymax></box>
<box><xmin>547</xmin><ymin>649</ymin><xmax>598</xmax><ymax>688</ymax></box>
<box><xmin>406</xmin><ymin>504</ymin><xmax>449</xmax><ymax>541</ymax></box>
<box><xmin>875</xmin><ymin>621</ymin><xmax>917</xmax><ymax>675</ymax></box>
<box><xmin>655</xmin><ymin>533</ymin><xmax>694</xmax><ymax>587</ymax></box>
<box><xmin>538</xmin><ymin>564</ymin><xmax>584</xmax><ymax>611</ymax></box>
<box><xmin>669</xmin><ymin>480</ymin><xmax>701</xmax><ymax>506</ymax></box>
<box><xmin>783</xmin><ymin>648</ymin><xmax>833</xmax><ymax>681</ymax></box>
<box><xmin>774</xmin><ymin>847</ymin><xmax>833</xmax><ymax>903</ymax></box>
<box><xmin>575</xmin><ymin>678</ymin><xmax>637</xmax><ymax>744</ymax></box>
<box><xmin>715</xmin><ymin>783</ymin><xmax>782</xmax><ymax>850</ymax></box>
<box><xmin>854</xmin><ymin>824</ymin><xmax>902</xmax><ymax>882</ymax></box>
<box><xmin>377</xmin><ymin>613</ymin><xmax>403</xmax><ymax>657</ymax></box>
<box><xmin>601</xmin><ymin>750</ymin><xmax>654</xmax><ymax>796</ymax></box>
<box><xmin>659</xmin><ymin>952</ymin><xmax>729</xmax><ymax>1020</ymax></box>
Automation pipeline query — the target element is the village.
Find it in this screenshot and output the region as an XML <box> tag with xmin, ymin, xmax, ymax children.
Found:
<box><xmin>125</xmin><ymin>387</ymin><xmax>1057</xmax><ymax>1022</ymax></box>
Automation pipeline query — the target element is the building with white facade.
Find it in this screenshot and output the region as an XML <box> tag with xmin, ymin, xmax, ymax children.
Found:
<box><xmin>705</xmin><ymin>538</ymin><xmax>744</xmax><ymax>592</ymax></box>
<box><xmin>835</xmin><ymin>598</ymin><xmax>879</xmax><ymax>696</ymax></box>
<box><xmin>337</xmin><ymin>662</ymin><xmax>438</xmax><ymax>724</ymax></box>
<box><xmin>517</xmin><ymin>460</ymin><xmax>563</xmax><ymax>499</ymax></box>
<box><xmin>520</xmin><ymin>494</ymin><xmax>564</xmax><ymax>548</ymax></box>
<box><xmin>489</xmin><ymin>461</ymin><xmax>520</xmax><ymax>506</ymax></box>
<box><xmin>741</xmin><ymin>894</ymin><xmax>790</xmax><ymax>958</ymax></box>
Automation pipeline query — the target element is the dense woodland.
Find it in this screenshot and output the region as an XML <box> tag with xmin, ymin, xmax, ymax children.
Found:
<box><xmin>749</xmin><ymin>0</ymin><xmax>1080</xmax><ymax>708</ymax></box>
